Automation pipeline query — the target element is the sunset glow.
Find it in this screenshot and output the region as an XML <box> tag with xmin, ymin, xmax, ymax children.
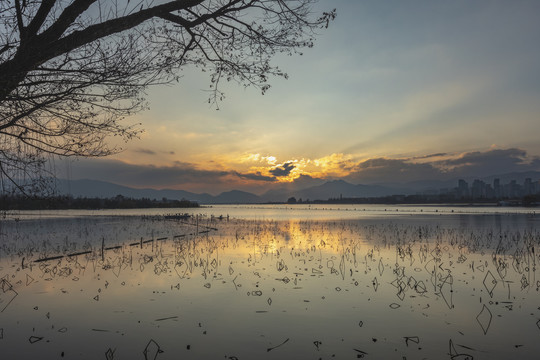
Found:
<box><xmin>56</xmin><ymin>0</ymin><xmax>540</xmax><ymax>195</ymax></box>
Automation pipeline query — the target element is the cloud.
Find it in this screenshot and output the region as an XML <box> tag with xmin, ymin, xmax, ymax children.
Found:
<box><xmin>132</xmin><ymin>148</ymin><xmax>157</xmax><ymax>155</ymax></box>
<box><xmin>410</xmin><ymin>153</ymin><xmax>448</xmax><ymax>160</ymax></box>
<box><xmin>239</xmin><ymin>153</ymin><xmax>278</xmax><ymax>165</ymax></box>
<box><xmin>57</xmin><ymin>157</ymin><xmax>287</xmax><ymax>194</ymax></box>
<box><xmin>269</xmin><ymin>162</ymin><xmax>296</xmax><ymax>177</ymax></box>
<box><xmin>436</xmin><ymin>148</ymin><xmax>540</xmax><ymax>177</ymax></box>
<box><xmin>59</xmin><ymin>158</ymin><xmax>231</xmax><ymax>190</ymax></box>
<box><xmin>442</xmin><ymin>148</ymin><xmax>526</xmax><ymax>166</ymax></box>
<box><xmin>345</xmin><ymin>158</ymin><xmax>442</xmax><ymax>184</ymax></box>
<box><xmin>232</xmin><ymin>171</ymin><xmax>276</xmax><ymax>182</ymax></box>
<box><xmin>132</xmin><ymin>148</ymin><xmax>178</xmax><ymax>156</ymax></box>
<box><xmin>313</xmin><ymin>153</ymin><xmax>355</xmax><ymax>175</ymax></box>
<box><xmin>345</xmin><ymin>148</ymin><xmax>540</xmax><ymax>184</ymax></box>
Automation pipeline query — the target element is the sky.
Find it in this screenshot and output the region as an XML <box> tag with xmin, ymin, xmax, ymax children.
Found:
<box><xmin>60</xmin><ymin>0</ymin><xmax>540</xmax><ymax>195</ymax></box>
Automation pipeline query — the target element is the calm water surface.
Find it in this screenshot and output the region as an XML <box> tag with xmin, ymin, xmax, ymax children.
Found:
<box><xmin>1</xmin><ymin>205</ymin><xmax>539</xmax><ymax>359</ymax></box>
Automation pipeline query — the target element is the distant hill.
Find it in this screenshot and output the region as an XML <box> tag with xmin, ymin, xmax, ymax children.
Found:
<box><xmin>54</xmin><ymin>179</ymin><xmax>217</xmax><ymax>203</ymax></box>
<box><xmin>213</xmin><ymin>190</ymin><xmax>262</xmax><ymax>204</ymax></box>
<box><xmin>54</xmin><ymin>179</ymin><xmax>266</xmax><ymax>204</ymax></box>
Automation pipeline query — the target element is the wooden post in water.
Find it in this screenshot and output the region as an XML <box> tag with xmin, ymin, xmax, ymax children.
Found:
<box><xmin>101</xmin><ymin>237</ymin><xmax>105</xmax><ymax>262</ymax></box>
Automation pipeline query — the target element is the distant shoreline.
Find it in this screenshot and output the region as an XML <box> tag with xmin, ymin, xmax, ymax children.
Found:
<box><xmin>281</xmin><ymin>196</ymin><xmax>540</xmax><ymax>207</ymax></box>
<box><xmin>0</xmin><ymin>194</ymin><xmax>199</xmax><ymax>211</ymax></box>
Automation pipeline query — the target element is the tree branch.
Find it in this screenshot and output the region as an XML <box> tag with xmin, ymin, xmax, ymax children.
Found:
<box><xmin>42</xmin><ymin>0</ymin><xmax>204</xmax><ymax>63</ymax></box>
<box><xmin>0</xmin><ymin>0</ymin><xmax>335</xmax><ymax>195</ymax></box>
<box><xmin>40</xmin><ymin>0</ymin><xmax>97</xmax><ymax>42</ymax></box>
<box><xmin>14</xmin><ymin>0</ymin><xmax>27</xmax><ymax>40</ymax></box>
<box><xmin>25</xmin><ymin>0</ymin><xmax>57</xmax><ymax>37</ymax></box>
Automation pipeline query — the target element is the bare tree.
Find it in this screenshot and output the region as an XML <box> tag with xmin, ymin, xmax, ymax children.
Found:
<box><xmin>0</xmin><ymin>0</ymin><xmax>335</xmax><ymax>195</ymax></box>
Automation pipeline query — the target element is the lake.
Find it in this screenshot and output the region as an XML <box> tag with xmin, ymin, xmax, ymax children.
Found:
<box><xmin>1</xmin><ymin>205</ymin><xmax>539</xmax><ymax>359</ymax></box>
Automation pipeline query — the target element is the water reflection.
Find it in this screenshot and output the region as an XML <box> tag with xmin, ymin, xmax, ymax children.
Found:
<box><xmin>1</xmin><ymin>214</ymin><xmax>539</xmax><ymax>359</ymax></box>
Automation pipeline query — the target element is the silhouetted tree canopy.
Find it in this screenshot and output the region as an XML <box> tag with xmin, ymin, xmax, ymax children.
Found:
<box><xmin>0</xmin><ymin>0</ymin><xmax>335</xmax><ymax>194</ymax></box>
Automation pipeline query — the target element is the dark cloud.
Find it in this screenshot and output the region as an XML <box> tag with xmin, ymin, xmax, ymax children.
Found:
<box><xmin>59</xmin><ymin>158</ymin><xmax>230</xmax><ymax>189</ymax></box>
<box><xmin>232</xmin><ymin>171</ymin><xmax>276</xmax><ymax>182</ymax></box>
<box><xmin>269</xmin><ymin>162</ymin><xmax>295</xmax><ymax>177</ymax></box>
<box><xmin>345</xmin><ymin>148</ymin><xmax>540</xmax><ymax>184</ymax></box>
<box><xmin>346</xmin><ymin>158</ymin><xmax>442</xmax><ymax>184</ymax></box>
<box><xmin>132</xmin><ymin>148</ymin><xmax>157</xmax><ymax>155</ymax></box>
<box><xmin>441</xmin><ymin>148</ymin><xmax>525</xmax><ymax>166</ymax></box>
<box><xmin>436</xmin><ymin>148</ymin><xmax>539</xmax><ymax>177</ymax></box>
<box><xmin>132</xmin><ymin>148</ymin><xmax>177</xmax><ymax>156</ymax></box>
<box><xmin>410</xmin><ymin>153</ymin><xmax>448</xmax><ymax>160</ymax></box>
<box><xmin>56</xmin><ymin>158</ymin><xmax>287</xmax><ymax>193</ymax></box>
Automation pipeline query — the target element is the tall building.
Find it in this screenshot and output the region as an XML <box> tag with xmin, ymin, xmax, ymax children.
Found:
<box><xmin>506</xmin><ymin>180</ymin><xmax>519</xmax><ymax>198</ymax></box>
<box><xmin>457</xmin><ymin>179</ymin><xmax>469</xmax><ymax>199</ymax></box>
<box><xmin>524</xmin><ymin>178</ymin><xmax>533</xmax><ymax>195</ymax></box>
<box><xmin>471</xmin><ymin>179</ymin><xmax>486</xmax><ymax>199</ymax></box>
<box><xmin>493</xmin><ymin>178</ymin><xmax>501</xmax><ymax>199</ymax></box>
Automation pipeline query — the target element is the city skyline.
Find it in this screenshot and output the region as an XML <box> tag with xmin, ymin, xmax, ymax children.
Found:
<box><xmin>57</xmin><ymin>0</ymin><xmax>540</xmax><ymax>194</ymax></box>
<box><xmin>437</xmin><ymin>177</ymin><xmax>540</xmax><ymax>201</ymax></box>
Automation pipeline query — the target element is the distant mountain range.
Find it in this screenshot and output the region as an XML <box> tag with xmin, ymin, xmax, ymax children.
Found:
<box><xmin>54</xmin><ymin>179</ymin><xmax>262</xmax><ymax>204</ymax></box>
<box><xmin>53</xmin><ymin>171</ymin><xmax>540</xmax><ymax>203</ymax></box>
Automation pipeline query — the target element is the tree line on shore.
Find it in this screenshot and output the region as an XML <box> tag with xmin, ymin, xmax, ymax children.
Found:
<box><xmin>1</xmin><ymin>194</ymin><xmax>199</xmax><ymax>210</ymax></box>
